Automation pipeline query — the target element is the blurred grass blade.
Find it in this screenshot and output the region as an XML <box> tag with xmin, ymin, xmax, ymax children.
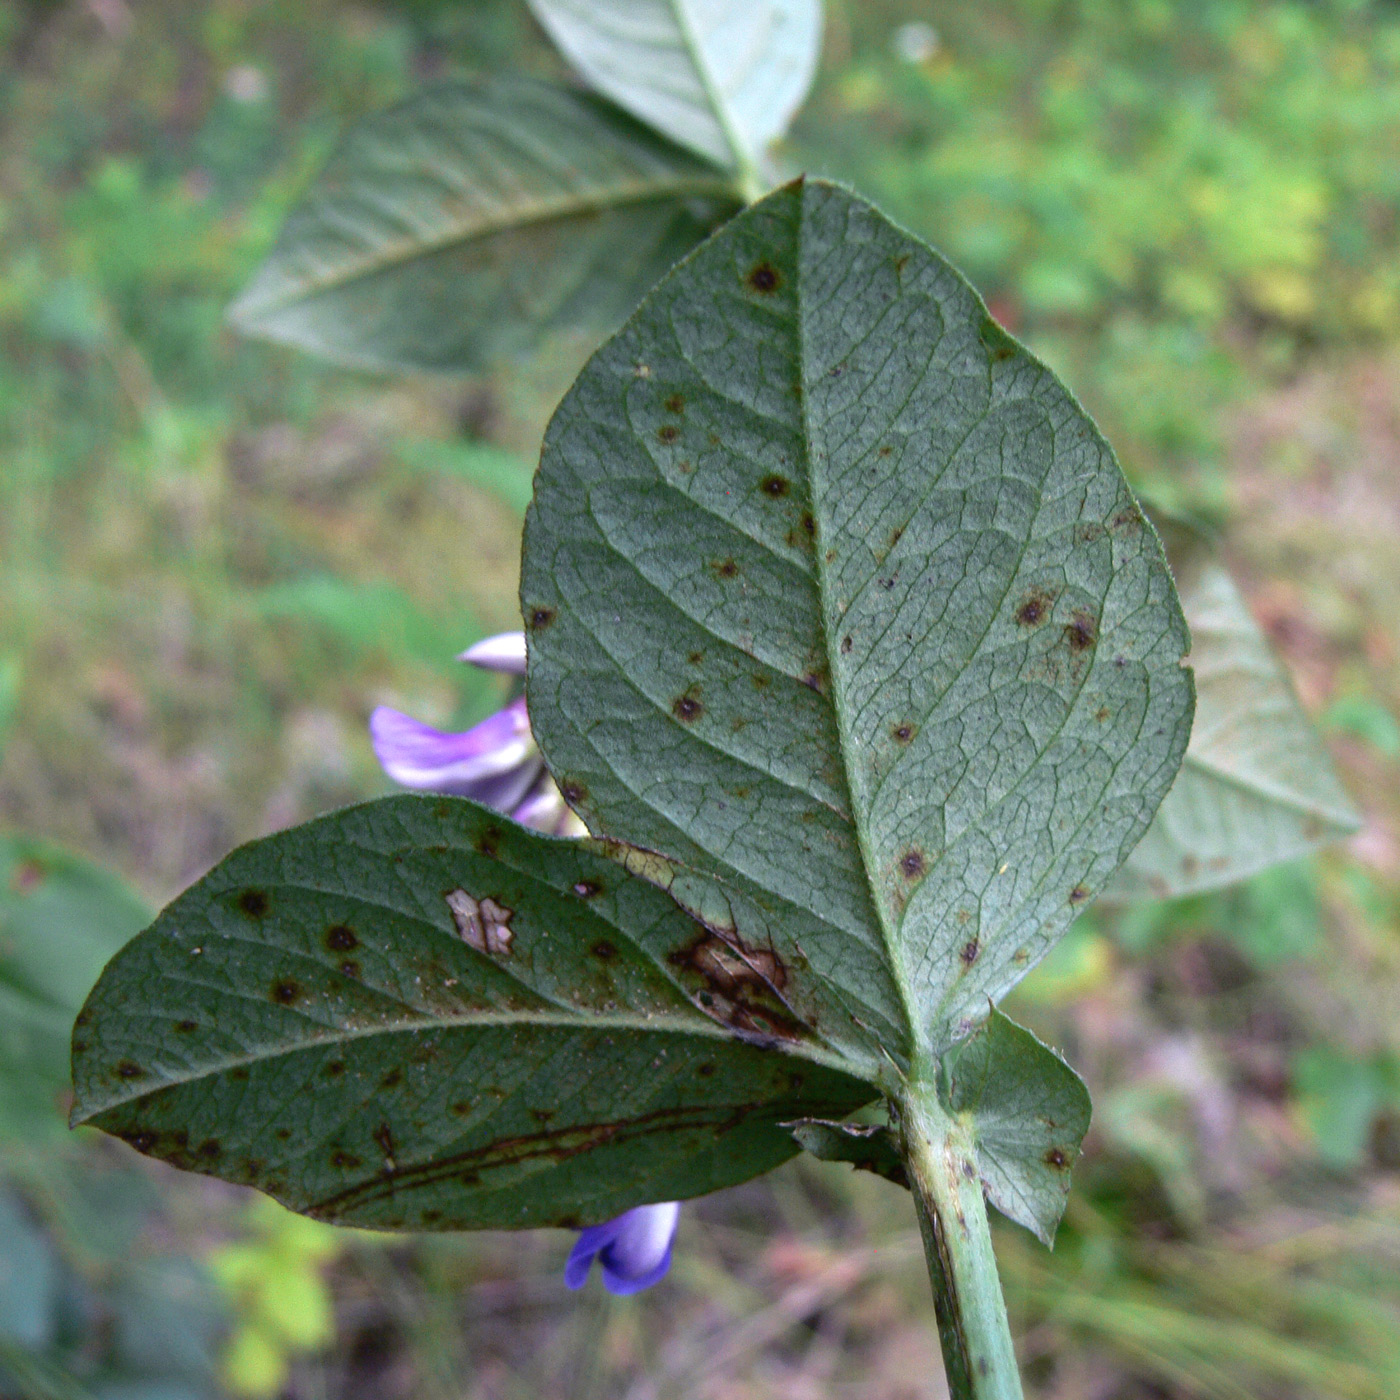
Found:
<box><xmin>524</xmin><ymin>179</ymin><xmax>1193</xmax><ymax>1065</ymax></box>
<box><xmin>70</xmin><ymin>796</ymin><xmax>874</xmax><ymax>1229</ymax></box>
<box><xmin>230</xmin><ymin>78</ymin><xmax>741</xmax><ymax>373</ymax></box>
<box><xmin>1104</xmin><ymin>516</ymin><xmax>1360</xmax><ymax>901</ymax></box>
<box><xmin>527</xmin><ymin>0</ymin><xmax>822</xmax><ymax>172</ymax></box>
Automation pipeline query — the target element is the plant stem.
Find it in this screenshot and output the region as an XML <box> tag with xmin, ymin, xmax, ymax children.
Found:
<box><xmin>899</xmin><ymin>1078</ymin><xmax>1024</xmax><ymax>1400</ymax></box>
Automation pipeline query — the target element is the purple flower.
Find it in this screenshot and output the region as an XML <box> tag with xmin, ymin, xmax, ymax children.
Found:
<box><xmin>564</xmin><ymin>1202</ymin><xmax>680</xmax><ymax>1296</ymax></box>
<box><xmin>368</xmin><ymin>632</ymin><xmax>583</xmax><ymax>836</ymax></box>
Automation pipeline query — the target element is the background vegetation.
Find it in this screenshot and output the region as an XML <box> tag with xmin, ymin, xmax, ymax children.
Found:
<box><xmin>2</xmin><ymin>1</ymin><xmax>1399</xmax><ymax>1396</ymax></box>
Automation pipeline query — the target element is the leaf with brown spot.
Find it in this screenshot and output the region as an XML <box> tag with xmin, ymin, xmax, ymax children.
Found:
<box><xmin>524</xmin><ymin>181</ymin><xmax>1192</xmax><ymax>1065</ymax></box>
<box><xmin>70</xmin><ymin>797</ymin><xmax>872</xmax><ymax>1231</ymax></box>
<box><xmin>939</xmin><ymin>1010</ymin><xmax>1090</xmax><ymax>1247</ymax></box>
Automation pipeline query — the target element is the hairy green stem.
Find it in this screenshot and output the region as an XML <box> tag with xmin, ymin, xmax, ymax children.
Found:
<box><xmin>899</xmin><ymin>1079</ymin><xmax>1023</xmax><ymax>1400</ymax></box>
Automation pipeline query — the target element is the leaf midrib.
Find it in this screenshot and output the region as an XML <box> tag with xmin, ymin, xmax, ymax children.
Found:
<box><xmin>792</xmin><ymin>188</ymin><xmax>924</xmax><ymax>1066</ymax></box>
<box><xmin>234</xmin><ymin>171</ymin><xmax>738</xmax><ymax>320</ymax></box>
<box><xmin>667</xmin><ymin>0</ymin><xmax>753</xmax><ymax>172</ymax></box>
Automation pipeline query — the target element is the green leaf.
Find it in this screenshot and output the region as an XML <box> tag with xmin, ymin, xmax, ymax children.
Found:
<box><xmin>0</xmin><ymin>654</ymin><xmax>19</xmax><ymax>763</ymax></box>
<box><xmin>940</xmin><ymin>1010</ymin><xmax>1090</xmax><ymax>1246</ymax></box>
<box><xmin>1104</xmin><ymin>516</ymin><xmax>1359</xmax><ymax>901</ymax></box>
<box><xmin>527</xmin><ymin>0</ymin><xmax>822</xmax><ymax>172</ymax></box>
<box><xmin>70</xmin><ymin>797</ymin><xmax>873</xmax><ymax>1230</ymax></box>
<box><xmin>229</xmin><ymin>78</ymin><xmax>741</xmax><ymax>373</ymax></box>
<box><xmin>0</xmin><ymin>837</ymin><xmax>150</xmax><ymax>1138</ymax></box>
<box><xmin>522</xmin><ymin>179</ymin><xmax>1194</xmax><ymax>1065</ymax></box>
<box><xmin>787</xmin><ymin>1118</ymin><xmax>907</xmax><ymax>1188</ymax></box>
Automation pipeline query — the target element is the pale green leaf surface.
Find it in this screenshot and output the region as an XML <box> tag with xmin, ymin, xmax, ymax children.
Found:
<box><xmin>71</xmin><ymin>797</ymin><xmax>872</xmax><ymax>1230</ymax></box>
<box><xmin>527</xmin><ymin>0</ymin><xmax>821</xmax><ymax>170</ymax></box>
<box><xmin>230</xmin><ymin>79</ymin><xmax>740</xmax><ymax>373</ymax></box>
<box><xmin>941</xmin><ymin>1010</ymin><xmax>1090</xmax><ymax>1246</ymax></box>
<box><xmin>523</xmin><ymin>179</ymin><xmax>1194</xmax><ymax>1066</ymax></box>
<box><xmin>1104</xmin><ymin>519</ymin><xmax>1359</xmax><ymax>901</ymax></box>
<box><xmin>0</xmin><ymin>837</ymin><xmax>150</xmax><ymax>1138</ymax></box>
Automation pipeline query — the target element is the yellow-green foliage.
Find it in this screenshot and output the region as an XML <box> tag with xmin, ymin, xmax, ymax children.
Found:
<box><xmin>208</xmin><ymin>1196</ymin><xmax>344</xmax><ymax>1397</ymax></box>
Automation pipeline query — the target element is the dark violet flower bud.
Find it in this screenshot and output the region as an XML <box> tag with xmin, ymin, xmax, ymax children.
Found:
<box><xmin>564</xmin><ymin>1202</ymin><xmax>680</xmax><ymax>1296</ymax></box>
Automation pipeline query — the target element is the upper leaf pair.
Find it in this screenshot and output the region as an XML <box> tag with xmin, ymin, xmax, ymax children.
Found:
<box><xmin>231</xmin><ymin>0</ymin><xmax>823</xmax><ymax>372</ymax></box>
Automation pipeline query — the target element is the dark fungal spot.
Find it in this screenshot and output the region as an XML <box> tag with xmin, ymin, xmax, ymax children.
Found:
<box><xmin>801</xmin><ymin>671</ymin><xmax>824</xmax><ymax>692</ymax></box>
<box><xmin>892</xmin><ymin>723</ymin><xmax>915</xmax><ymax>743</ymax></box>
<box><xmin>961</xmin><ymin>939</ymin><xmax>980</xmax><ymax>966</ymax></box>
<box><xmin>422</xmin><ymin>1210</ymin><xmax>442</xmax><ymax>1224</ymax></box>
<box><xmin>197</xmin><ymin>1139</ymin><xmax>221</xmax><ymax>1161</ymax></box>
<box><xmin>900</xmin><ymin>850</ymin><xmax>926</xmax><ymax>879</ymax></box>
<box><xmin>1045</xmin><ymin>1147</ymin><xmax>1069</xmax><ymax>1170</ymax></box>
<box><xmin>1064</xmin><ymin>610</ymin><xmax>1098</xmax><ymax>652</ymax></box>
<box><xmin>324</xmin><ymin>1060</ymin><xmax>346</xmax><ymax>1078</ymax></box>
<box><xmin>573</xmin><ymin>880</ymin><xmax>601</xmax><ymax>899</ymax></box>
<box><xmin>175</xmin><ymin>1019</ymin><xmax>199</xmax><ymax>1034</ymax></box>
<box><xmin>878</xmin><ymin>444</ymin><xmax>893</xmax><ymax>457</ymax></box>
<box><xmin>115</xmin><ymin>1060</ymin><xmax>144</xmax><ymax>1080</ymax></box>
<box><xmin>688</xmin><ymin>650</ymin><xmax>704</xmax><ymax>665</ymax></box>
<box><xmin>529</xmin><ymin>606</ymin><xmax>556</xmax><ymax>630</ymax></box>
<box><xmin>1111</xmin><ymin>503</ymin><xmax>1143</xmax><ymax>531</ymax></box>
<box><xmin>665</xmin><ymin>393</ymin><xmax>685</xmax><ymax>414</ymax></box>
<box><xmin>230</xmin><ymin>1066</ymin><xmax>250</xmax><ymax>1081</ymax></box>
<box><xmin>331</xmin><ymin>1150</ymin><xmax>362</xmax><ymax>1169</ymax></box>
<box><xmin>1069</xmin><ymin>885</ymin><xmax>1090</xmax><ymax>904</ymax></box>
<box><xmin>800</xmin><ymin>511</ymin><xmax>816</xmax><ymax>538</ymax></box>
<box><xmin>657</xmin><ymin>423</ymin><xmax>680</xmax><ymax>444</ymax></box>
<box><xmin>561</xmin><ymin>781</ymin><xmax>587</xmax><ymax>807</ymax></box>
<box><xmin>238</xmin><ymin>888</ymin><xmax>269</xmax><ymax>919</ymax></box>
<box><xmin>746</xmin><ymin>260</ymin><xmax>782</xmax><ymax>294</ymax></box>
<box><xmin>714</xmin><ymin>557</ymin><xmax>739</xmax><ymax>579</ymax></box>
<box><xmin>751</xmin><ymin>672</ymin><xmax>770</xmax><ymax>690</ymax></box>
<box><xmin>840</xmin><ymin>635</ymin><xmax>853</xmax><ymax>655</ymax></box>
<box><xmin>979</xmin><ymin>1358</ymin><xmax>991</xmax><ymax>1378</ymax></box>
<box><xmin>129</xmin><ymin>1130</ymin><xmax>156</xmax><ymax>1153</ymax></box>
<box><xmin>672</xmin><ymin>694</ymin><xmax>703</xmax><ymax>722</ymax></box>
<box><xmin>381</xmin><ymin>1069</ymin><xmax>403</xmax><ymax>1089</ymax></box>
<box><xmin>475</xmin><ymin>825</ymin><xmax>502</xmax><ymax>858</ymax></box>
<box><xmin>339</xmin><ymin>959</ymin><xmax>360</xmax><ymax>978</ymax></box>
<box><xmin>1095</xmin><ymin>706</ymin><xmax>1110</xmax><ymax>722</ymax></box>
<box><xmin>591</xmin><ymin>940</ymin><xmax>617</xmax><ymax>961</ymax></box>
<box><xmin>326</xmin><ymin>924</ymin><xmax>358</xmax><ymax>952</ymax></box>
<box><xmin>451</xmin><ymin>1101</ymin><xmax>472</xmax><ymax>1116</ymax></box>
<box><xmin>1016</xmin><ymin>590</ymin><xmax>1054</xmax><ymax>626</ymax></box>
<box><xmin>271</xmin><ymin>978</ymin><xmax>302</xmax><ymax>1005</ymax></box>
<box><xmin>275</xmin><ymin>1128</ymin><xmax>292</xmax><ymax>1142</ymax></box>
<box><xmin>697</xmin><ymin>1062</ymin><xmax>717</xmax><ymax>1077</ymax></box>
<box><xmin>760</xmin><ymin>474</ymin><xmax>790</xmax><ymax>498</ymax></box>
<box><xmin>888</xmin><ymin>526</ymin><xmax>903</xmax><ymax>549</ymax></box>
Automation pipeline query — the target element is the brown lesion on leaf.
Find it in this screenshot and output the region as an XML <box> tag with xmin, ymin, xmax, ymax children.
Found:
<box><xmin>324</xmin><ymin>1060</ymin><xmax>346</xmax><ymax>1078</ymax></box>
<box><xmin>665</xmin><ymin>393</ymin><xmax>686</xmax><ymax>414</ymax></box>
<box><xmin>668</xmin><ymin>925</ymin><xmax>809</xmax><ymax>1045</ymax></box>
<box><xmin>380</xmin><ymin>1069</ymin><xmax>403</xmax><ymax>1090</ymax></box>
<box><xmin>591</xmin><ymin>940</ymin><xmax>617</xmax><ymax>961</ymax></box>
<box><xmin>892</xmin><ymin>722</ymin><xmax>915</xmax><ymax>744</ymax></box>
<box><xmin>657</xmin><ymin>423</ymin><xmax>680</xmax><ymax>444</ymax></box>
<box><xmin>687</xmin><ymin>650</ymin><xmax>704</xmax><ymax>665</ymax></box>
<box><xmin>1044</xmin><ymin>1147</ymin><xmax>1070</xmax><ymax>1170</ymax></box>
<box><xmin>339</xmin><ymin>959</ymin><xmax>361</xmax><ymax>978</ymax></box>
<box><xmin>572</xmin><ymin>880</ymin><xmax>601</xmax><ymax>899</ymax></box>
<box><xmin>840</xmin><ymin>635</ymin><xmax>853</xmax><ymax>654</ymax></box>
<box><xmin>326</xmin><ymin>924</ymin><xmax>358</xmax><ymax>952</ymax></box>
<box><xmin>447</xmin><ymin>890</ymin><xmax>514</xmax><ymax>956</ymax></box>
<box><xmin>960</xmin><ymin>939</ymin><xmax>980</xmax><ymax>966</ymax></box>
<box><xmin>238</xmin><ymin>888</ymin><xmax>270</xmax><ymax>919</ymax></box>
<box><xmin>672</xmin><ymin>692</ymin><xmax>704</xmax><ymax>722</ymax></box>
<box><xmin>1064</xmin><ymin>609</ymin><xmax>1098</xmax><ymax>653</ymax></box>
<box><xmin>271</xmin><ymin>978</ymin><xmax>302</xmax><ymax>1006</ymax></box>
<box><xmin>746</xmin><ymin>260</ymin><xmax>782</xmax><ymax>294</ymax></box>
<box><xmin>1069</xmin><ymin>885</ymin><xmax>1090</xmax><ymax>904</ymax></box>
<box><xmin>760</xmin><ymin>473</ymin><xmax>791</xmax><ymax>498</ymax></box>
<box><xmin>1015</xmin><ymin>588</ymin><xmax>1057</xmax><ymax>627</ymax></box>
<box><xmin>561</xmin><ymin>780</ymin><xmax>587</xmax><ymax>808</ymax></box>
<box><xmin>900</xmin><ymin>849</ymin><xmax>926</xmax><ymax>879</ymax></box>
<box><xmin>713</xmin><ymin>557</ymin><xmax>739</xmax><ymax>579</ymax></box>
<box><xmin>310</xmin><ymin>1102</ymin><xmax>771</xmax><ymax>1219</ymax></box>
<box><xmin>331</xmin><ymin>1150</ymin><xmax>362</xmax><ymax>1170</ymax></box>
<box><xmin>175</xmin><ymin>1019</ymin><xmax>199</xmax><ymax>1034</ymax></box>
<box><xmin>115</xmin><ymin>1059</ymin><xmax>145</xmax><ymax>1080</ymax></box>
<box><xmin>528</xmin><ymin>606</ymin><xmax>556</xmax><ymax>630</ymax></box>
<box><xmin>1111</xmin><ymin>503</ymin><xmax>1143</xmax><ymax>532</ymax></box>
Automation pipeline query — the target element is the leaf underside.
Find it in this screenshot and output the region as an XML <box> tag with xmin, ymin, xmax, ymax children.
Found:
<box><xmin>230</xmin><ymin>79</ymin><xmax>740</xmax><ymax>374</ymax></box>
<box><xmin>70</xmin><ymin>798</ymin><xmax>873</xmax><ymax>1230</ymax></box>
<box><xmin>527</xmin><ymin>0</ymin><xmax>822</xmax><ymax>170</ymax></box>
<box><xmin>941</xmin><ymin>1011</ymin><xmax>1091</xmax><ymax>1246</ymax></box>
<box><xmin>1104</xmin><ymin>516</ymin><xmax>1359</xmax><ymax>901</ymax></box>
<box><xmin>523</xmin><ymin>178</ymin><xmax>1195</xmax><ymax>1069</ymax></box>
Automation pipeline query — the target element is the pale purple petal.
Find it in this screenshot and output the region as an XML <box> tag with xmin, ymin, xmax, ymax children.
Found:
<box><xmin>458</xmin><ymin>631</ymin><xmax>527</xmax><ymax>674</ymax></box>
<box><xmin>564</xmin><ymin>1203</ymin><xmax>679</xmax><ymax>1296</ymax></box>
<box><xmin>370</xmin><ymin>698</ymin><xmax>541</xmax><ymax>809</ymax></box>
